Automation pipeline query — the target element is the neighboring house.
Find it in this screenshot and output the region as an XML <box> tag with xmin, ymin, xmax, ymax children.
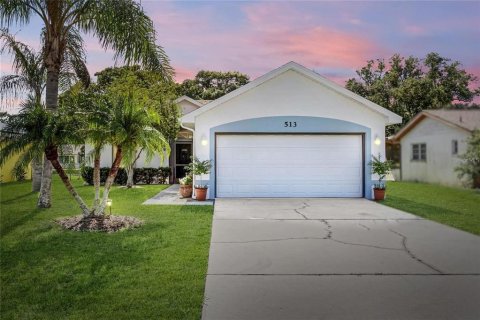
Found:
<box><xmin>85</xmin><ymin>96</ymin><xmax>211</xmax><ymax>183</ymax></box>
<box><xmin>393</xmin><ymin>109</ymin><xmax>480</xmax><ymax>187</ymax></box>
<box><xmin>181</xmin><ymin>62</ymin><xmax>401</xmax><ymax>199</ymax></box>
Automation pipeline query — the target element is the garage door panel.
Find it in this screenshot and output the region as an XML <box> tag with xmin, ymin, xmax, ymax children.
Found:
<box><xmin>216</xmin><ymin>134</ymin><xmax>363</xmax><ymax>198</ymax></box>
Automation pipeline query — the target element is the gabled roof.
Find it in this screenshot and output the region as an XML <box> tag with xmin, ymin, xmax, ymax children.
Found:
<box><xmin>394</xmin><ymin>109</ymin><xmax>480</xmax><ymax>141</ymax></box>
<box><xmin>174</xmin><ymin>95</ymin><xmax>204</xmax><ymax>108</ymax></box>
<box><xmin>181</xmin><ymin>61</ymin><xmax>402</xmax><ymax>125</ymax></box>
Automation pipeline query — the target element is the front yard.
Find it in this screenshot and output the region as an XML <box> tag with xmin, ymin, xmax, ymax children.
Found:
<box><xmin>382</xmin><ymin>181</ymin><xmax>480</xmax><ymax>235</ymax></box>
<box><xmin>0</xmin><ymin>177</ymin><xmax>213</xmax><ymax>319</ymax></box>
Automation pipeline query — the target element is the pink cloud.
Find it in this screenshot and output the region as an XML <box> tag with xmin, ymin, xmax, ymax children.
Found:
<box><xmin>174</xmin><ymin>66</ymin><xmax>196</xmax><ymax>83</ymax></box>
<box><xmin>404</xmin><ymin>25</ymin><xmax>428</xmax><ymax>36</ymax></box>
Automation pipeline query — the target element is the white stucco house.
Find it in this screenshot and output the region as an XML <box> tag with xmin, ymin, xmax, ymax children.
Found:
<box><xmin>181</xmin><ymin>62</ymin><xmax>402</xmax><ymax>199</ymax></box>
<box><xmin>393</xmin><ymin>109</ymin><xmax>480</xmax><ymax>187</ymax></box>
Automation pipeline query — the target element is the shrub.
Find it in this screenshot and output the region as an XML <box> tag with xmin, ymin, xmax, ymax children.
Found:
<box><xmin>13</xmin><ymin>166</ymin><xmax>26</xmax><ymax>181</ymax></box>
<box><xmin>81</xmin><ymin>167</ymin><xmax>128</xmax><ymax>185</ymax></box>
<box><xmin>81</xmin><ymin>167</ymin><xmax>170</xmax><ymax>185</ymax></box>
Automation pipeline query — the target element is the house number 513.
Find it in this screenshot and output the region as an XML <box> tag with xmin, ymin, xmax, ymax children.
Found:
<box><xmin>284</xmin><ymin>121</ymin><xmax>297</xmax><ymax>127</ymax></box>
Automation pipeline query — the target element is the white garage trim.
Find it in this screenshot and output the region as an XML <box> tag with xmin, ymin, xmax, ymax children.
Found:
<box><xmin>215</xmin><ymin>133</ymin><xmax>365</xmax><ymax>198</ymax></box>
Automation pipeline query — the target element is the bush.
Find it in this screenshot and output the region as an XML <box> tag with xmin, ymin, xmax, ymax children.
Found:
<box><xmin>81</xmin><ymin>167</ymin><xmax>128</xmax><ymax>185</ymax></box>
<box><xmin>81</xmin><ymin>167</ymin><xmax>170</xmax><ymax>185</ymax></box>
<box><xmin>13</xmin><ymin>166</ymin><xmax>26</xmax><ymax>181</ymax></box>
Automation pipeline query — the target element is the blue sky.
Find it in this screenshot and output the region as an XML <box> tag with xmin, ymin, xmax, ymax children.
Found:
<box><xmin>1</xmin><ymin>1</ymin><xmax>479</xmax><ymax>94</ymax></box>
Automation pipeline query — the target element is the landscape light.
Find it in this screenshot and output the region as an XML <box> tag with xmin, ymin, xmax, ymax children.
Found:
<box><xmin>106</xmin><ymin>198</ymin><xmax>112</xmax><ymax>215</ymax></box>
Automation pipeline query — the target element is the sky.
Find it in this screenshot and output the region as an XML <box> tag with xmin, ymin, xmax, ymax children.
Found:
<box><xmin>1</xmin><ymin>0</ymin><xmax>479</xmax><ymax>102</ymax></box>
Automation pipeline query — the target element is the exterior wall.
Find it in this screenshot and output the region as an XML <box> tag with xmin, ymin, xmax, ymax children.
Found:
<box><xmin>177</xmin><ymin>100</ymin><xmax>200</xmax><ymax>115</ymax></box>
<box><xmin>400</xmin><ymin>117</ymin><xmax>470</xmax><ymax>186</ymax></box>
<box><xmin>84</xmin><ymin>144</ymin><xmax>168</xmax><ymax>168</ymax></box>
<box><xmin>191</xmin><ymin>70</ymin><xmax>388</xmax><ymax>199</ymax></box>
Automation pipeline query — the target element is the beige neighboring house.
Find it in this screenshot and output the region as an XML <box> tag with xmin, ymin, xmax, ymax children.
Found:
<box><xmin>85</xmin><ymin>96</ymin><xmax>211</xmax><ymax>183</ymax></box>
<box><xmin>393</xmin><ymin>109</ymin><xmax>480</xmax><ymax>187</ymax></box>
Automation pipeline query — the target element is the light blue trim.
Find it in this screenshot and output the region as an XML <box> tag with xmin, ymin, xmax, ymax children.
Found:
<box><xmin>208</xmin><ymin>116</ymin><xmax>373</xmax><ymax>199</ymax></box>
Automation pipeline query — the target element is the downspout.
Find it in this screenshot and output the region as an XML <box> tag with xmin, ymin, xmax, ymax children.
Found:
<box><xmin>180</xmin><ymin>122</ymin><xmax>196</xmax><ymax>199</ymax></box>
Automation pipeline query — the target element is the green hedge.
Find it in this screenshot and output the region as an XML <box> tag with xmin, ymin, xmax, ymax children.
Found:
<box><xmin>81</xmin><ymin>167</ymin><xmax>170</xmax><ymax>185</ymax></box>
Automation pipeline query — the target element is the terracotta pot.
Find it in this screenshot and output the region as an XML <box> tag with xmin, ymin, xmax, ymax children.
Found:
<box><xmin>195</xmin><ymin>187</ymin><xmax>208</xmax><ymax>201</ymax></box>
<box><xmin>179</xmin><ymin>185</ymin><xmax>192</xmax><ymax>198</ymax></box>
<box><xmin>373</xmin><ymin>188</ymin><xmax>386</xmax><ymax>201</ymax></box>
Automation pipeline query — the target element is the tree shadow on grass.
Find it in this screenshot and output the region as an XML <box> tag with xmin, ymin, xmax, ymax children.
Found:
<box><xmin>0</xmin><ymin>191</ymin><xmax>37</xmax><ymax>205</ymax></box>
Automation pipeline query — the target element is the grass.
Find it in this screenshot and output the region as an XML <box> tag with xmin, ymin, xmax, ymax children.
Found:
<box><xmin>0</xmin><ymin>176</ymin><xmax>213</xmax><ymax>319</ymax></box>
<box><xmin>382</xmin><ymin>181</ymin><xmax>480</xmax><ymax>235</ymax></box>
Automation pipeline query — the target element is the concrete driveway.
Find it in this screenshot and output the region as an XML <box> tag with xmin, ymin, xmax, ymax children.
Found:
<box><xmin>202</xmin><ymin>199</ymin><xmax>480</xmax><ymax>320</ymax></box>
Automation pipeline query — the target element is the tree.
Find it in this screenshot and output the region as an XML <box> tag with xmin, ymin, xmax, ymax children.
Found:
<box><xmin>178</xmin><ymin>70</ymin><xmax>249</xmax><ymax>100</ymax></box>
<box><xmin>1</xmin><ymin>0</ymin><xmax>172</xmax><ymax>208</ymax></box>
<box><xmin>456</xmin><ymin>130</ymin><xmax>480</xmax><ymax>188</ymax></box>
<box><xmin>0</xmin><ymin>93</ymin><xmax>169</xmax><ymax>219</ymax></box>
<box><xmin>346</xmin><ymin>53</ymin><xmax>480</xmax><ymax>135</ymax></box>
<box><xmin>1</xmin><ymin>28</ymin><xmax>89</xmax><ymax>192</ymax></box>
<box><xmin>0</xmin><ymin>100</ymin><xmax>90</xmax><ymax>213</ymax></box>
<box><xmin>94</xmin><ymin>65</ymin><xmax>180</xmax><ymax>188</ymax></box>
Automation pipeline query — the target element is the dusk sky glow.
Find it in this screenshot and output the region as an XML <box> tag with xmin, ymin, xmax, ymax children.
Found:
<box><xmin>1</xmin><ymin>1</ymin><xmax>479</xmax><ymax>99</ymax></box>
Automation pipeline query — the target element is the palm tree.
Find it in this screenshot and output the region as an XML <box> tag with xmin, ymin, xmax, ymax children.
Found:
<box><xmin>93</xmin><ymin>94</ymin><xmax>169</xmax><ymax>215</ymax></box>
<box><xmin>1</xmin><ymin>28</ymin><xmax>89</xmax><ymax>193</ymax></box>
<box><xmin>0</xmin><ymin>94</ymin><xmax>169</xmax><ymax>218</ymax></box>
<box><xmin>0</xmin><ymin>100</ymin><xmax>90</xmax><ymax>214</ymax></box>
<box><xmin>1</xmin><ymin>0</ymin><xmax>172</xmax><ymax>207</ymax></box>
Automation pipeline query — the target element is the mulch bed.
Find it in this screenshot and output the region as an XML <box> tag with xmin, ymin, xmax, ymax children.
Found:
<box><xmin>57</xmin><ymin>215</ymin><xmax>143</xmax><ymax>233</ymax></box>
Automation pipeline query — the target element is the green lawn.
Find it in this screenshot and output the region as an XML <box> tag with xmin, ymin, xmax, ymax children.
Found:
<box><xmin>382</xmin><ymin>181</ymin><xmax>480</xmax><ymax>235</ymax></box>
<box><xmin>0</xmin><ymin>177</ymin><xmax>213</xmax><ymax>319</ymax></box>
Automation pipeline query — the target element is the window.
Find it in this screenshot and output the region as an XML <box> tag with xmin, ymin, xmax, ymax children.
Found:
<box><xmin>412</xmin><ymin>143</ymin><xmax>426</xmax><ymax>161</ymax></box>
<box><xmin>452</xmin><ymin>140</ymin><xmax>458</xmax><ymax>155</ymax></box>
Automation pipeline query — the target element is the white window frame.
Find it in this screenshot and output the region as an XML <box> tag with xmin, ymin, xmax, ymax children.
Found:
<box><xmin>411</xmin><ymin>143</ymin><xmax>426</xmax><ymax>161</ymax></box>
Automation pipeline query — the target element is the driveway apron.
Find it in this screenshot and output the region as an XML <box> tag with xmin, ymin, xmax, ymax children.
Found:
<box><xmin>202</xmin><ymin>198</ymin><xmax>480</xmax><ymax>320</ymax></box>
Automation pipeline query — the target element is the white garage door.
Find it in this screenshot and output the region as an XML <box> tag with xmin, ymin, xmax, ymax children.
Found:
<box><xmin>216</xmin><ymin>134</ymin><xmax>363</xmax><ymax>198</ymax></box>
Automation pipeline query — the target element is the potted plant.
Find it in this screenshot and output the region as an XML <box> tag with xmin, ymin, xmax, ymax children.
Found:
<box><xmin>179</xmin><ymin>174</ymin><xmax>193</xmax><ymax>198</ymax></box>
<box><xmin>187</xmin><ymin>157</ymin><xmax>212</xmax><ymax>201</ymax></box>
<box><xmin>369</xmin><ymin>154</ymin><xmax>393</xmax><ymax>201</ymax></box>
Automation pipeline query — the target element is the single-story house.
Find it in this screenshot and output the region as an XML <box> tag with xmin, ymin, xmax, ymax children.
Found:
<box><xmin>393</xmin><ymin>109</ymin><xmax>480</xmax><ymax>187</ymax></box>
<box><xmin>181</xmin><ymin>61</ymin><xmax>402</xmax><ymax>199</ymax></box>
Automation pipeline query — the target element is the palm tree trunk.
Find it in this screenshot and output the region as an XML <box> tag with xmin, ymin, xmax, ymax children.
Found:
<box><xmin>38</xmin><ymin>66</ymin><xmax>61</xmax><ymax>207</ymax></box>
<box><xmin>31</xmin><ymin>157</ymin><xmax>43</xmax><ymax>192</ymax></box>
<box><xmin>126</xmin><ymin>164</ymin><xmax>134</xmax><ymax>188</ymax></box>
<box><xmin>37</xmin><ymin>156</ymin><xmax>52</xmax><ymax>208</ymax></box>
<box><xmin>45</xmin><ymin>69</ymin><xmax>59</xmax><ymax>112</ymax></box>
<box><xmin>95</xmin><ymin>146</ymin><xmax>123</xmax><ymax>216</ymax></box>
<box><xmin>45</xmin><ymin>145</ymin><xmax>90</xmax><ymax>216</ymax></box>
<box><xmin>93</xmin><ymin>149</ymin><xmax>101</xmax><ymax>206</ymax></box>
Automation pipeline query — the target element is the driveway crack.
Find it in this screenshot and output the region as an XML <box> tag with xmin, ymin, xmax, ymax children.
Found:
<box><xmin>389</xmin><ymin>229</ymin><xmax>444</xmax><ymax>274</ymax></box>
<box><xmin>320</xmin><ymin>219</ymin><xmax>332</xmax><ymax>239</ymax></box>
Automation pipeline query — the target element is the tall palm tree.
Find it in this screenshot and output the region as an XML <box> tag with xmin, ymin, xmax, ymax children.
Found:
<box><xmin>1</xmin><ymin>0</ymin><xmax>172</xmax><ymax>208</ymax></box>
<box><xmin>0</xmin><ymin>28</ymin><xmax>89</xmax><ymax>192</ymax></box>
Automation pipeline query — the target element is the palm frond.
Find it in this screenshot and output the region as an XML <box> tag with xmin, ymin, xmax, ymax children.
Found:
<box><xmin>77</xmin><ymin>0</ymin><xmax>173</xmax><ymax>80</ymax></box>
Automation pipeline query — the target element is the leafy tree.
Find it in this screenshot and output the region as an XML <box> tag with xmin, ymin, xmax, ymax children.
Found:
<box><xmin>1</xmin><ymin>28</ymin><xmax>89</xmax><ymax>192</ymax></box>
<box><xmin>178</xmin><ymin>70</ymin><xmax>249</xmax><ymax>100</ymax></box>
<box><xmin>456</xmin><ymin>130</ymin><xmax>480</xmax><ymax>188</ymax></box>
<box><xmin>1</xmin><ymin>0</ymin><xmax>172</xmax><ymax>208</ymax></box>
<box><xmin>346</xmin><ymin>53</ymin><xmax>479</xmax><ymax>135</ymax></box>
